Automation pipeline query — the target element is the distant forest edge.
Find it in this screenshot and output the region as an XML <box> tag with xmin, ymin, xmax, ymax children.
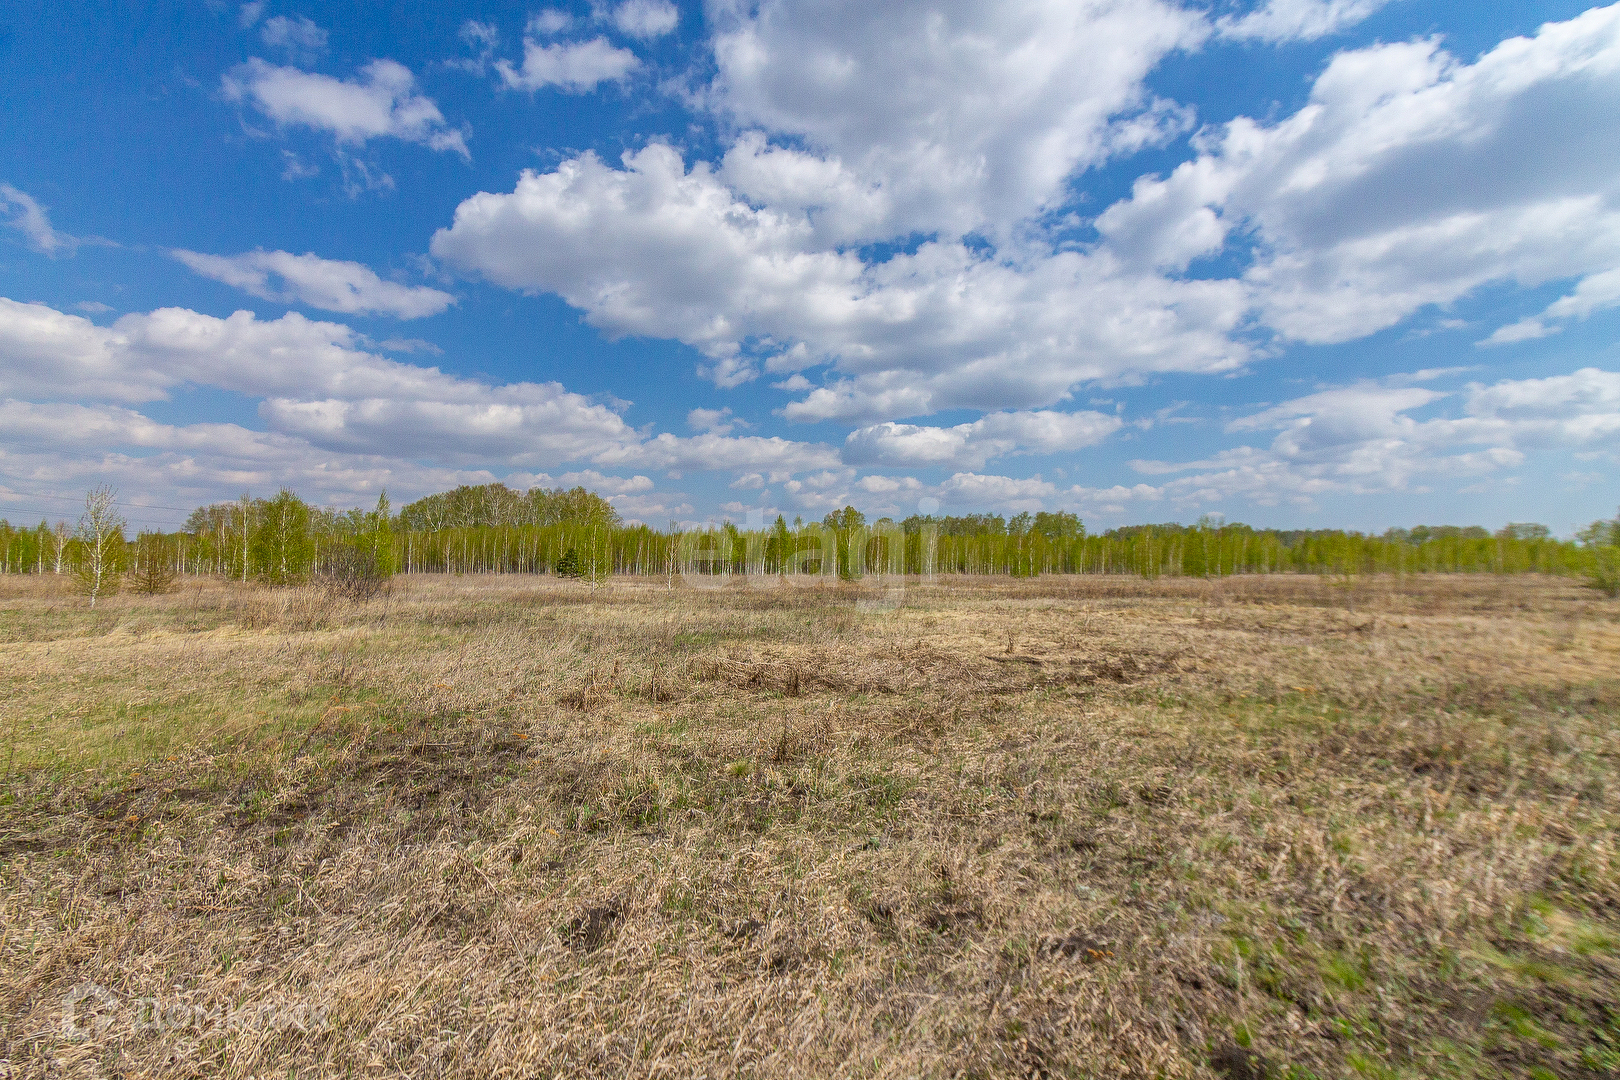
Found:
<box><xmin>3</xmin><ymin>482</ymin><xmax>1619</xmax><ymax>589</ymax></box>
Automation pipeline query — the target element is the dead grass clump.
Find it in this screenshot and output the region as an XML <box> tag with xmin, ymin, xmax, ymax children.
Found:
<box><xmin>699</xmin><ymin>656</ymin><xmax>812</xmax><ymax>696</ymax></box>
<box><xmin>764</xmin><ymin>713</ymin><xmax>832</xmax><ymax>766</ymax></box>
<box><xmin>565</xmin><ymin>899</ymin><xmax>626</xmax><ymax>951</ymax></box>
<box><xmin>556</xmin><ymin>682</ymin><xmax>614</xmax><ymax>711</ymax></box>
<box><xmin>635</xmin><ymin>664</ymin><xmax>686</xmax><ymax>702</ymax></box>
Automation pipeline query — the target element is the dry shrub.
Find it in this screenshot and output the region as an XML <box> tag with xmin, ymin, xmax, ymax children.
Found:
<box><xmin>319</xmin><ymin>542</ymin><xmax>390</xmax><ymax>602</ymax></box>
<box><xmin>129</xmin><ymin>537</ymin><xmax>177</xmax><ymax>596</ymax></box>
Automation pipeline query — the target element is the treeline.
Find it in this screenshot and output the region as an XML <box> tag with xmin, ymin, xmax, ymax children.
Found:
<box><xmin>179</xmin><ymin>490</ymin><xmax>396</xmax><ymax>582</ymax></box>
<box><xmin>0</xmin><ymin>484</ymin><xmax>627</xmax><ymax>590</ymax></box>
<box><xmin>394</xmin><ymin>483</ymin><xmax>619</xmax><ymax>531</ymax></box>
<box><xmin>3</xmin><ymin>483</ymin><xmax>1618</xmax><ymax>590</ymax></box>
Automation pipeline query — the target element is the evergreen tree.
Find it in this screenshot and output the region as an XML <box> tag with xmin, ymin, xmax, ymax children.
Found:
<box><xmin>555</xmin><ymin>547</ymin><xmax>583</xmax><ymax>578</ymax></box>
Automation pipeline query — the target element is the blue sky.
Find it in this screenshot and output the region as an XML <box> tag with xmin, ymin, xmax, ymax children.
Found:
<box><xmin>2</xmin><ymin>0</ymin><xmax>1618</xmax><ymax>534</ymax></box>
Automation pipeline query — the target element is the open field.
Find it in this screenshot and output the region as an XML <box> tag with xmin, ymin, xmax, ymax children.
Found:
<box><xmin>2</xmin><ymin>572</ymin><xmax>1619</xmax><ymax>1079</ymax></box>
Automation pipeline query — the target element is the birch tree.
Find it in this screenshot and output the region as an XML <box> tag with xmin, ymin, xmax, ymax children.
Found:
<box><xmin>51</xmin><ymin>521</ymin><xmax>69</xmax><ymax>573</ymax></box>
<box><xmin>250</xmin><ymin>488</ymin><xmax>313</xmax><ymax>585</ymax></box>
<box><xmin>74</xmin><ymin>485</ymin><xmax>126</xmax><ymax>607</ymax></box>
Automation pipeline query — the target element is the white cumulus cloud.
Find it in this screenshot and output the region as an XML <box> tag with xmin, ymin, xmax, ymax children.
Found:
<box><xmin>1464</xmin><ymin>367</ymin><xmax>1620</xmax><ymax>444</ymax></box>
<box><xmin>0</xmin><ymin>297</ymin><xmax>845</xmax><ymax>493</ymax></box>
<box><xmin>1483</xmin><ymin>268</ymin><xmax>1620</xmax><ymax>345</ymax></box>
<box><xmin>687</xmin><ymin>406</ymin><xmax>748</xmax><ymax>436</ymax></box>
<box><xmin>224</xmin><ymin>58</ymin><xmax>469</xmax><ymax>158</ymax></box>
<box><xmin>937</xmin><ymin>472</ymin><xmax>1058</xmax><ymax>512</ymax></box>
<box><xmin>529</xmin><ymin>10</ymin><xmax>573</xmax><ymax>35</ymax></box>
<box><xmin>1216</xmin><ymin>0</ymin><xmax>1391</xmax><ymax>43</ymax></box>
<box><xmin>431</xmin><ymin>145</ymin><xmax>864</xmax><ymax>366</ymax></box>
<box><xmin>1098</xmin><ymin>5</ymin><xmax>1620</xmax><ymax>345</ymax></box>
<box><xmin>0</xmin><ymin>398</ymin><xmax>529</xmax><ymax>516</ymax></box>
<box><xmin>1117</xmin><ymin>368</ymin><xmax>1620</xmax><ymax>509</ymax></box>
<box><xmin>707</xmin><ymin>0</ymin><xmax>1207</xmax><ymax>239</ymax></box>
<box><xmin>422</xmin><ymin>0</ymin><xmax>1620</xmax><ymax>487</ymax></box>
<box><xmin>495</xmin><ymin>37</ymin><xmax>639</xmax><ymax>92</ymax></box>
<box><xmin>260</xmin><ymin>15</ymin><xmax>328</xmax><ymax>60</ymax></box>
<box><xmin>172</xmin><ymin>249</ymin><xmax>454</xmax><ymax>319</ymax></box>
<box><xmin>607</xmin><ymin>432</ymin><xmax>842</xmax><ymax>474</ymax></box>
<box><xmin>609</xmin><ymin>0</ymin><xmax>678</xmax><ymax>39</ymax></box>
<box><xmin>843</xmin><ymin>410</ymin><xmax>1123</xmax><ymax>469</ymax></box>
<box><xmin>432</xmin><ymin>146</ymin><xmax>1250</xmax><ymax>416</ymax></box>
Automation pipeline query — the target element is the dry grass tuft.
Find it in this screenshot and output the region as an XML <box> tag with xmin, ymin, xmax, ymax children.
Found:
<box><xmin>2</xmin><ymin>572</ymin><xmax>1617</xmax><ymax>1078</ymax></box>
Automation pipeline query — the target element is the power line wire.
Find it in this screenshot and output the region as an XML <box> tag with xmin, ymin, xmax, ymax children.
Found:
<box><xmin>0</xmin><ymin>440</ymin><xmax>222</xmax><ymax>517</ymax></box>
<box><xmin>0</xmin><ymin>487</ymin><xmax>198</xmax><ymax>513</ymax></box>
<box><xmin>0</xmin><ymin>506</ymin><xmax>191</xmax><ymax>527</ymax></box>
<box><xmin>0</xmin><ymin>435</ymin><xmax>189</xmax><ymax>460</ymax></box>
<box><xmin>0</xmin><ymin>497</ymin><xmax>192</xmax><ymax>522</ymax></box>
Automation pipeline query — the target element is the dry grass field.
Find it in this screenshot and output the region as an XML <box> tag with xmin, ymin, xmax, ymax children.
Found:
<box><xmin>2</xmin><ymin>572</ymin><xmax>1618</xmax><ymax>1079</ymax></box>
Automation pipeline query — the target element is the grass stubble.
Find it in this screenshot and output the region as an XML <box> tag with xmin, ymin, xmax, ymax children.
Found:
<box><xmin>0</xmin><ymin>572</ymin><xmax>1617</xmax><ymax>1078</ymax></box>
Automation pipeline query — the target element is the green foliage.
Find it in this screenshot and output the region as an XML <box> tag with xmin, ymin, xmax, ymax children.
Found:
<box><xmin>764</xmin><ymin>514</ymin><xmax>793</xmax><ymax>574</ymax></box>
<box><xmin>1576</xmin><ymin>513</ymin><xmax>1619</xmax><ymax>548</ymax></box>
<box><xmin>249</xmin><ymin>489</ymin><xmax>314</xmax><ymax>585</ymax></box>
<box><xmin>822</xmin><ymin>505</ymin><xmax>866</xmax><ymax>532</ymax></box>
<box><xmin>396</xmin><ymin>482</ymin><xmax>619</xmax><ymax>531</ymax></box>
<box><xmin>900</xmin><ymin>512</ymin><xmax>1012</xmax><ymax>536</ymax></box>
<box><xmin>350</xmin><ymin>491</ymin><xmax>397</xmax><ymax>576</ymax></box>
<box><xmin>555</xmin><ymin>547</ymin><xmax>583</xmax><ymax>578</ymax></box>
<box><xmin>1578</xmin><ymin>509</ymin><xmax>1620</xmax><ymax>598</ymax></box>
<box><xmin>821</xmin><ymin>506</ymin><xmax>880</xmax><ymax>579</ymax></box>
<box><xmin>72</xmin><ymin>545</ymin><xmax>126</xmax><ymax>601</ymax></box>
<box><xmin>1033</xmin><ymin>510</ymin><xmax>1083</xmax><ymax>542</ymax></box>
<box><xmin>1587</xmin><ymin>549</ymin><xmax>1620</xmax><ymax>599</ymax></box>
